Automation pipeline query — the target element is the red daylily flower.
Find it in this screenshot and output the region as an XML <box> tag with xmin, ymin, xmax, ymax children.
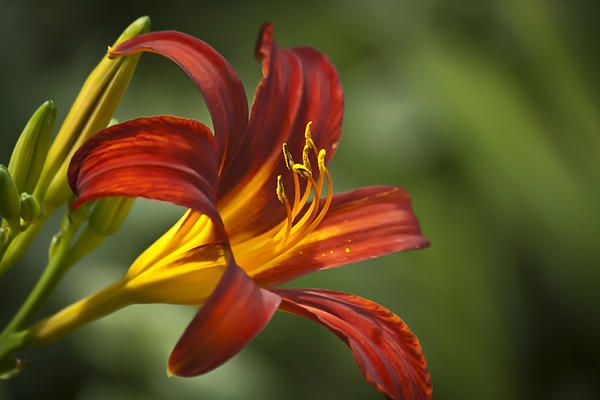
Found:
<box><xmin>67</xmin><ymin>23</ymin><xmax>432</xmax><ymax>399</ymax></box>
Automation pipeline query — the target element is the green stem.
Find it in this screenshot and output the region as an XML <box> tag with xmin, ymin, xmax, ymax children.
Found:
<box><xmin>0</xmin><ymin>331</ymin><xmax>28</xmax><ymax>363</ymax></box>
<box><xmin>0</xmin><ymin>229</ymin><xmax>18</xmax><ymax>270</ymax></box>
<box><xmin>0</xmin><ymin>212</ymin><xmax>76</xmax><ymax>362</ymax></box>
<box><xmin>2</xmin><ymin>253</ymin><xmax>74</xmax><ymax>335</ymax></box>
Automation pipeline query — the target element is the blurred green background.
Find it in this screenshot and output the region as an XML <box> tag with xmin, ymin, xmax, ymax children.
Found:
<box><xmin>1</xmin><ymin>0</ymin><xmax>599</xmax><ymax>399</ymax></box>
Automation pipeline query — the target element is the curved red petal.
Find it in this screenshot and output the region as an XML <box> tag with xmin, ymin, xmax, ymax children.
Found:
<box><xmin>274</xmin><ymin>289</ymin><xmax>432</xmax><ymax>400</ymax></box>
<box><xmin>219</xmin><ymin>23</ymin><xmax>344</xmax><ymax>237</ymax></box>
<box><xmin>68</xmin><ymin>116</ymin><xmax>220</xmax><ymax>223</ymax></box>
<box><xmin>110</xmin><ymin>31</ymin><xmax>249</xmax><ymax>172</ymax></box>
<box><xmin>252</xmin><ymin>186</ymin><xmax>429</xmax><ymax>286</ymax></box>
<box><xmin>168</xmin><ymin>257</ymin><xmax>281</xmax><ymax>376</ymax></box>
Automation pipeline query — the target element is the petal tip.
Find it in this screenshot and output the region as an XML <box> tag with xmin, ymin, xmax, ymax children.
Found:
<box><xmin>416</xmin><ymin>237</ymin><xmax>431</xmax><ymax>250</ymax></box>
<box><xmin>166</xmin><ymin>365</ymin><xmax>175</xmax><ymax>378</ymax></box>
<box><xmin>255</xmin><ymin>22</ymin><xmax>273</xmax><ymax>60</ymax></box>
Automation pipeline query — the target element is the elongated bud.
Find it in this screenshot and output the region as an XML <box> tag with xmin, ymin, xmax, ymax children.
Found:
<box><xmin>8</xmin><ymin>101</ymin><xmax>56</xmax><ymax>194</ymax></box>
<box><xmin>36</xmin><ymin>16</ymin><xmax>151</xmax><ymax>209</ymax></box>
<box><xmin>19</xmin><ymin>193</ymin><xmax>41</xmax><ymax>224</ymax></box>
<box><xmin>0</xmin><ymin>166</ymin><xmax>21</xmax><ymax>227</ymax></box>
<box><xmin>88</xmin><ymin>197</ymin><xmax>134</xmax><ymax>236</ymax></box>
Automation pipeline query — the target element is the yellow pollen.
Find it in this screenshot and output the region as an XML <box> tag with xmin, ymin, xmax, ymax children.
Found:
<box><xmin>302</xmin><ymin>144</ymin><xmax>312</xmax><ymax>170</ymax></box>
<box><xmin>282</xmin><ymin>143</ymin><xmax>294</xmax><ymax>170</ymax></box>
<box><xmin>321</xmin><ymin>252</ymin><xmax>326</xmax><ymax>257</ymax></box>
<box><xmin>329</xmin><ymin>250</ymin><xmax>334</xmax><ymax>254</ymax></box>
<box><xmin>317</xmin><ymin>149</ymin><xmax>326</xmax><ymax>173</ymax></box>
<box><xmin>275</xmin><ymin>175</ymin><xmax>286</xmax><ymax>203</ymax></box>
<box><xmin>304</xmin><ymin>121</ymin><xmax>313</xmax><ymax>140</ymax></box>
<box><xmin>304</xmin><ymin>121</ymin><xmax>317</xmax><ymax>155</ymax></box>
<box><xmin>345</xmin><ymin>247</ymin><xmax>351</xmax><ymax>253</ymax></box>
<box><xmin>292</xmin><ymin>163</ymin><xmax>312</xmax><ymax>178</ymax></box>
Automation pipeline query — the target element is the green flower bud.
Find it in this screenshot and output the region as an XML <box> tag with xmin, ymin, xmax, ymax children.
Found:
<box><xmin>35</xmin><ymin>16</ymin><xmax>151</xmax><ymax>209</ymax></box>
<box><xmin>0</xmin><ymin>166</ymin><xmax>21</xmax><ymax>227</ymax></box>
<box><xmin>8</xmin><ymin>101</ymin><xmax>56</xmax><ymax>194</ymax></box>
<box><xmin>19</xmin><ymin>193</ymin><xmax>41</xmax><ymax>224</ymax></box>
<box><xmin>88</xmin><ymin>197</ymin><xmax>134</xmax><ymax>236</ymax></box>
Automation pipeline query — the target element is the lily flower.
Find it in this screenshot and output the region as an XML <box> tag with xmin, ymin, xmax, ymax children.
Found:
<box><xmin>29</xmin><ymin>24</ymin><xmax>432</xmax><ymax>399</ymax></box>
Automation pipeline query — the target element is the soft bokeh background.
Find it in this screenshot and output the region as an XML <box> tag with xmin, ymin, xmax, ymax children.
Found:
<box><xmin>1</xmin><ymin>0</ymin><xmax>599</xmax><ymax>399</ymax></box>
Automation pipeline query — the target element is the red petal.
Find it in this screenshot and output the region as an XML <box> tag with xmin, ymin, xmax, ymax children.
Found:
<box><xmin>252</xmin><ymin>186</ymin><xmax>429</xmax><ymax>286</ymax></box>
<box><xmin>68</xmin><ymin>116</ymin><xmax>220</xmax><ymax>223</ymax></box>
<box><xmin>274</xmin><ymin>289</ymin><xmax>432</xmax><ymax>400</ymax></box>
<box><xmin>110</xmin><ymin>31</ymin><xmax>249</xmax><ymax>172</ymax></box>
<box><xmin>168</xmin><ymin>257</ymin><xmax>281</xmax><ymax>376</ymax></box>
<box><xmin>219</xmin><ymin>23</ymin><xmax>344</xmax><ymax>237</ymax></box>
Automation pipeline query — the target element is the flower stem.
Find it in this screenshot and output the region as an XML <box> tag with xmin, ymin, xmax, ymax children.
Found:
<box><xmin>0</xmin><ymin>229</ymin><xmax>18</xmax><ymax>271</ymax></box>
<box><xmin>0</xmin><ymin>212</ymin><xmax>75</xmax><ymax>362</ymax></box>
<box><xmin>3</xmin><ymin>254</ymin><xmax>71</xmax><ymax>334</ymax></box>
<box><xmin>25</xmin><ymin>280</ymin><xmax>131</xmax><ymax>346</ymax></box>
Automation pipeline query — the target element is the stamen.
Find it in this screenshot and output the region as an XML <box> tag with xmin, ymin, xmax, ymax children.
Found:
<box><xmin>304</xmin><ymin>121</ymin><xmax>318</xmax><ymax>156</ymax></box>
<box><xmin>233</xmin><ymin>122</ymin><xmax>335</xmax><ymax>270</ymax></box>
<box><xmin>276</xmin><ymin>175</ymin><xmax>286</xmax><ymax>203</ymax></box>
<box><xmin>282</xmin><ymin>143</ymin><xmax>294</xmax><ymax>171</ymax></box>
<box><xmin>292</xmin><ymin>169</ymin><xmax>312</xmax><ymax>220</ymax></box>
<box><xmin>240</xmin><ymin>175</ymin><xmax>294</xmax><ymax>257</ymax></box>
<box><xmin>283</xmin><ymin>166</ymin><xmax>330</xmax><ymax>252</ymax></box>
<box><xmin>292</xmin><ymin>163</ymin><xmax>312</xmax><ymax>178</ymax></box>
<box><xmin>275</xmin><ymin>175</ymin><xmax>293</xmax><ymax>245</ymax></box>
<box><xmin>317</xmin><ymin>149</ymin><xmax>326</xmax><ymax>173</ymax></box>
<box><xmin>291</xmin><ymin>170</ymin><xmax>301</xmax><ymax>213</ymax></box>
<box><xmin>304</xmin><ymin>121</ymin><xmax>313</xmax><ymax>140</ymax></box>
<box><xmin>302</xmin><ymin>143</ymin><xmax>312</xmax><ymax>170</ymax></box>
<box><xmin>303</xmin><ymin>168</ymin><xmax>333</xmax><ymax>234</ymax></box>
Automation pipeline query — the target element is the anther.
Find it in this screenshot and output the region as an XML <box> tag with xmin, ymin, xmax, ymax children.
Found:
<box><xmin>317</xmin><ymin>149</ymin><xmax>327</xmax><ymax>173</ymax></box>
<box><xmin>304</xmin><ymin>121</ymin><xmax>313</xmax><ymax>140</ymax></box>
<box><xmin>292</xmin><ymin>163</ymin><xmax>312</xmax><ymax>178</ymax></box>
<box><xmin>276</xmin><ymin>175</ymin><xmax>287</xmax><ymax>203</ymax></box>
<box><xmin>304</xmin><ymin>121</ymin><xmax>317</xmax><ymax>153</ymax></box>
<box><xmin>282</xmin><ymin>143</ymin><xmax>294</xmax><ymax>170</ymax></box>
<box><xmin>302</xmin><ymin>144</ymin><xmax>312</xmax><ymax>170</ymax></box>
